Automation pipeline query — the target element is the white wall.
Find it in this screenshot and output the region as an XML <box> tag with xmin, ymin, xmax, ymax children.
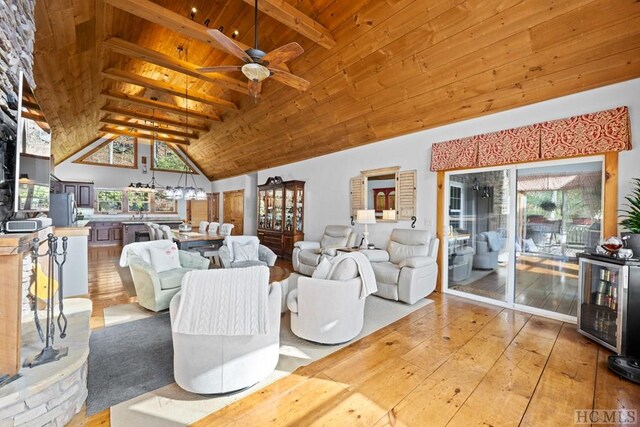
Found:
<box><xmin>55</xmin><ymin>137</ymin><xmax>211</xmax><ymax>218</ymax></box>
<box><xmin>211</xmin><ymin>78</ymin><xmax>640</xmax><ymax>248</ymax></box>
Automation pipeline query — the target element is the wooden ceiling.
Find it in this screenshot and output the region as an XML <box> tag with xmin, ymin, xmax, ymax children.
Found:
<box><xmin>33</xmin><ymin>0</ymin><xmax>640</xmax><ymax>180</ymax></box>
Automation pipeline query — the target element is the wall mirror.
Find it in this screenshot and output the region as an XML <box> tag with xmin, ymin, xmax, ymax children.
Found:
<box><xmin>350</xmin><ymin>166</ymin><xmax>416</xmax><ymax>222</ymax></box>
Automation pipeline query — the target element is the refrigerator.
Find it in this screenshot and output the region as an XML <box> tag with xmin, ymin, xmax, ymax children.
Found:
<box><xmin>49</xmin><ymin>192</ymin><xmax>77</xmax><ymax>226</ymax></box>
<box><xmin>577</xmin><ymin>252</ymin><xmax>640</xmax><ymax>356</ymax></box>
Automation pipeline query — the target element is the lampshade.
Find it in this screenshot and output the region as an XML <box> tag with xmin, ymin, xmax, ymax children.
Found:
<box><xmin>356</xmin><ymin>209</ymin><xmax>376</xmax><ymax>224</ymax></box>
<box><xmin>195</xmin><ymin>188</ymin><xmax>207</xmax><ymax>200</ymax></box>
<box><xmin>382</xmin><ymin>210</ymin><xmax>396</xmax><ymax>221</ymax></box>
<box><xmin>184</xmin><ymin>187</ymin><xmax>196</xmax><ymax>200</ymax></box>
<box><xmin>241</xmin><ymin>63</ymin><xmax>270</xmax><ymax>82</ymax></box>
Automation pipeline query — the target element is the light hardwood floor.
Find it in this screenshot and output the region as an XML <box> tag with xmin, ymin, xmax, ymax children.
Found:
<box><xmin>74</xmin><ymin>246</ymin><xmax>639</xmax><ymax>426</ymax></box>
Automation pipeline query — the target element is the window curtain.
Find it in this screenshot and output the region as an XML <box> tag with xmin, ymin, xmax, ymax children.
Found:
<box><xmin>429</xmin><ymin>106</ymin><xmax>630</xmax><ymax>172</ymax></box>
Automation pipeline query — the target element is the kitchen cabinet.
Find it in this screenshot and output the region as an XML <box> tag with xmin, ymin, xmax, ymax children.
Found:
<box><xmin>87</xmin><ymin>221</ymin><xmax>122</xmax><ymax>246</ymax></box>
<box><xmin>54</xmin><ymin>180</ymin><xmax>94</xmax><ymax>208</ymax></box>
<box><xmin>121</xmin><ymin>222</ymin><xmax>182</xmax><ymax>246</ymax></box>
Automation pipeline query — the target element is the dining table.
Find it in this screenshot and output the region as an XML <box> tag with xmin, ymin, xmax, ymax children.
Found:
<box><xmin>171</xmin><ymin>230</ymin><xmax>226</xmax><ymax>250</ymax></box>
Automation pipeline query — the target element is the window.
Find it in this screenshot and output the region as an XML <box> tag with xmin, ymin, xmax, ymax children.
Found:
<box><xmin>127</xmin><ymin>191</ymin><xmax>150</xmax><ymax>212</ymax></box>
<box><xmin>97</xmin><ymin>190</ymin><xmax>124</xmax><ymax>213</ymax></box>
<box><xmin>152</xmin><ymin>141</ymin><xmax>194</xmax><ymax>173</ymax></box>
<box><xmin>76</xmin><ymin>136</ymin><xmax>137</xmax><ymax>168</ymax></box>
<box><xmin>154</xmin><ymin>192</ymin><xmax>177</xmax><ymax>213</ymax></box>
<box><xmin>449</xmin><ymin>181</ymin><xmax>464</xmax><ymax>230</ymax></box>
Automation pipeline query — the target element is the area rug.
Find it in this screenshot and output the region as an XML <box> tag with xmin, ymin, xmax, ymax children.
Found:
<box><xmin>87</xmin><ymin>312</ymin><xmax>172</xmax><ymax>415</ymax></box>
<box><xmin>103</xmin><ymin>303</ymin><xmax>156</xmax><ymax>327</ymax></box>
<box><xmin>108</xmin><ymin>296</ymin><xmax>432</xmax><ymax>427</ymax></box>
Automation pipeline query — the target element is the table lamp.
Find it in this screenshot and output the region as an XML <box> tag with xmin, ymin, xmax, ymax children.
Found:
<box><xmin>357</xmin><ymin>209</ymin><xmax>376</xmax><ymax>248</ymax></box>
<box><xmin>382</xmin><ymin>210</ymin><xmax>396</xmax><ymax>221</ymax></box>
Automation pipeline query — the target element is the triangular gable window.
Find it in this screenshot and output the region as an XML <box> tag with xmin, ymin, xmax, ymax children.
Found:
<box><xmin>76</xmin><ymin>135</ymin><xmax>137</xmax><ymax>168</ymax></box>
<box><xmin>152</xmin><ymin>141</ymin><xmax>195</xmax><ymax>173</ymax></box>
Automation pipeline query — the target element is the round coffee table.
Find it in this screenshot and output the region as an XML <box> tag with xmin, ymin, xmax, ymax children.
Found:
<box><xmin>268</xmin><ymin>266</ymin><xmax>291</xmax><ymax>314</ymax></box>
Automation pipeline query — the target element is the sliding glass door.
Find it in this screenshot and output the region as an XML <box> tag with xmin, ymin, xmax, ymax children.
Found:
<box><xmin>514</xmin><ymin>161</ymin><xmax>603</xmax><ymax>317</ymax></box>
<box><xmin>444</xmin><ymin>157</ymin><xmax>604</xmax><ymax>320</ymax></box>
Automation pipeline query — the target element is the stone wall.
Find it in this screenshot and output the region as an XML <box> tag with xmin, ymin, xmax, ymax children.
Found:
<box><xmin>0</xmin><ymin>0</ymin><xmax>36</xmax><ymax>110</ymax></box>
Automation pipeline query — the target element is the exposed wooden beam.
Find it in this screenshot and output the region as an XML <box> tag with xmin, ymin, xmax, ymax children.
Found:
<box><xmin>101</xmin><ymin>90</ymin><xmax>221</xmax><ymax>122</ymax></box>
<box><xmin>100</xmin><ymin>125</ymin><xmax>190</xmax><ymax>145</ymax></box>
<box><xmin>21</xmin><ymin>99</ymin><xmax>41</xmax><ymax>111</ymax></box>
<box><xmin>100</xmin><ymin>116</ymin><xmax>199</xmax><ymax>139</ymax></box>
<box><xmin>20</xmin><ymin>111</ymin><xmax>48</xmax><ymax>123</ymax></box>
<box><xmin>103</xmin><ymin>37</ymin><xmax>249</xmax><ymax>95</ymax></box>
<box><xmin>102</xmin><ymin>68</ymin><xmax>238</xmax><ymax>111</ymax></box>
<box><xmin>103</xmin><ymin>0</ymin><xmax>251</xmax><ymax>52</ymax></box>
<box><xmin>242</xmin><ymin>0</ymin><xmax>335</xmax><ymax>49</ymax></box>
<box><xmin>101</xmin><ymin>105</ymin><xmax>210</xmax><ymax>132</ymax></box>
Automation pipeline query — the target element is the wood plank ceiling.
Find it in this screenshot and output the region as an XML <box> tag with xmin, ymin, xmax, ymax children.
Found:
<box><xmin>33</xmin><ymin>0</ymin><xmax>640</xmax><ymax>180</ymax></box>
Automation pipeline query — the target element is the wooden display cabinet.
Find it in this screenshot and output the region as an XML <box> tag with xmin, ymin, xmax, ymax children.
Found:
<box><xmin>257</xmin><ymin>179</ymin><xmax>304</xmax><ymax>259</ymax></box>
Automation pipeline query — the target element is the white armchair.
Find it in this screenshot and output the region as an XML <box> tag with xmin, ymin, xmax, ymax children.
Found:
<box><xmin>292</xmin><ymin>225</ymin><xmax>357</xmax><ymax>276</ymax></box>
<box><xmin>287</xmin><ymin>258</ymin><xmax>365</xmax><ymax>344</ymax></box>
<box><xmin>170</xmin><ymin>280</ymin><xmax>281</xmax><ymax>394</ymax></box>
<box><xmin>219</xmin><ymin>236</ymin><xmax>277</xmax><ymax>268</ymax></box>
<box><xmin>119</xmin><ymin>241</ymin><xmax>210</xmax><ymax>312</ymax></box>
<box><xmin>365</xmin><ymin>229</ymin><xmax>439</xmax><ymax>304</ymax></box>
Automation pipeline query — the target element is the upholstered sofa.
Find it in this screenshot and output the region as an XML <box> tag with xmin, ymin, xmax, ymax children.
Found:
<box><xmin>119</xmin><ymin>241</ymin><xmax>210</xmax><ymax>312</ymax></box>
<box><xmin>170</xmin><ymin>274</ymin><xmax>281</xmax><ymax>394</ymax></box>
<box><xmin>473</xmin><ymin>231</ymin><xmax>504</xmax><ymax>270</ymax></box>
<box><xmin>292</xmin><ymin>225</ymin><xmax>357</xmax><ymax>276</ymax></box>
<box><xmin>287</xmin><ymin>257</ymin><xmax>365</xmax><ymax>344</ymax></box>
<box><xmin>364</xmin><ymin>229</ymin><xmax>439</xmax><ymax>304</ymax></box>
<box><xmin>219</xmin><ymin>236</ymin><xmax>277</xmax><ymax>268</ymax></box>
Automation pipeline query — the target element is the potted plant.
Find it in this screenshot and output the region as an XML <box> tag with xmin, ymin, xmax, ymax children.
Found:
<box><xmin>620</xmin><ymin>178</ymin><xmax>640</xmax><ymax>257</ymax></box>
<box><xmin>539</xmin><ymin>200</ymin><xmax>557</xmax><ymax>212</ymax></box>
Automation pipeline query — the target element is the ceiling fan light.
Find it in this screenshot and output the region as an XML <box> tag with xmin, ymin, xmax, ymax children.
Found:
<box><xmin>241</xmin><ymin>63</ymin><xmax>270</xmax><ymax>82</ymax></box>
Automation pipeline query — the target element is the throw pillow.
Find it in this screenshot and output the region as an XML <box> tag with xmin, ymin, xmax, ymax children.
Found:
<box><xmin>233</xmin><ymin>241</ymin><xmax>259</xmax><ymax>262</ymax></box>
<box><xmin>148</xmin><ymin>243</ymin><xmax>181</xmax><ymax>273</ymax></box>
<box><xmin>312</xmin><ymin>258</ymin><xmax>332</xmax><ymax>279</ymax></box>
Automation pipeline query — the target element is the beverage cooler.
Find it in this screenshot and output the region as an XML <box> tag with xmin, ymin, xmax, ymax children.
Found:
<box><xmin>577</xmin><ymin>253</ymin><xmax>640</xmax><ymax>356</ymax></box>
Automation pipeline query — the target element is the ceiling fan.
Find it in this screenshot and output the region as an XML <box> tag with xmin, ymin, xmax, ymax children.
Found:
<box><xmin>197</xmin><ymin>0</ymin><xmax>310</xmax><ymax>100</ymax></box>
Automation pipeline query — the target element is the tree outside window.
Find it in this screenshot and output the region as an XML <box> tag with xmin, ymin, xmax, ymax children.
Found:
<box><xmin>97</xmin><ymin>190</ymin><xmax>123</xmax><ymax>212</ymax></box>
<box><xmin>128</xmin><ymin>191</ymin><xmax>150</xmax><ymax>212</ymax></box>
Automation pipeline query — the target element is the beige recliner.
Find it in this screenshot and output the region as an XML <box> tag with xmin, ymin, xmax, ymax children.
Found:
<box><xmin>365</xmin><ymin>229</ymin><xmax>439</xmax><ymax>304</ymax></box>
<box><xmin>292</xmin><ymin>225</ymin><xmax>357</xmax><ymax>276</ymax></box>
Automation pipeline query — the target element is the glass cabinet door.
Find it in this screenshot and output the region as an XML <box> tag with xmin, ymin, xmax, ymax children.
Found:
<box><xmin>578</xmin><ymin>259</ymin><xmax>627</xmax><ymax>351</ymax></box>
<box><xmin>258</xmin><ymin>189</ymin><xmax>266</xmax><ymax>229</ymax></box>
<box><xmin>265</xmin><ymin>188</ymin><xmax>274</xmax><ymax>229</ymax></box>
<box><xmin>274</xmin><ymin>187</ymin><xmax>283</xmax><ymax>231</ymax></box>
<box><xmin>285</xmin><ymin>187</ymin><xmax>294</xmax><ymax>232</ymax></box>
<box><xmin>296</xmin><ymin>186</ymin><xmax>303</xmax><ymax>232</ymax></box>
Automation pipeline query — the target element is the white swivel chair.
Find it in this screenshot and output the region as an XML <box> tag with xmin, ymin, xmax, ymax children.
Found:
<box><xmin>292</xmin><ymin>225</ymin><xmax>357</xmax><ymax>276</ymax></box>
<box><xmin>288</xmin><ymin>257</ymin><xmax>365</xmax><ymax>344</ymax></box>
<box><xmin>170</xmin><ymin>269</ymin><xmax>281</xmax><ymax>394</ymax></box>
<box><xmin>364</xmin><ymin>229</ymin><xmax>439</xmax><ymax>304</ymax></box>
<box><xmin>220</xmin><ymin>223</ymin><xmax>235</xmax><ymax>236</ymax></box>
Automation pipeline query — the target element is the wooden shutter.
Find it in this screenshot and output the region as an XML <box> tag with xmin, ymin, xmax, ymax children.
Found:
<box><xmin>397</xmin><ymin>170</ymin><xmax>416</xmax><ymax>220</ymax></box>
<box><xmin>350</xmin><ymin>176</ymin><xmax>365</xmax><ymax>217</ymax></box>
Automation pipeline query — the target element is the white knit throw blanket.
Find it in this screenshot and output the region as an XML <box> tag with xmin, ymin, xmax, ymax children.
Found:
<box><xmin>327</xmin><ymin>252</ymin><xmax>378</xmax><ymax>299</ymax></box>
<box><xmin>172</xmin><ymin>266</ymin><xmax>270</xmax><ymax>336</ymax></box>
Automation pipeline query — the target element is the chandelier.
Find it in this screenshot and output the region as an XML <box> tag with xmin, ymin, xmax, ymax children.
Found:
<box><xmin>129</xmin><ymin>107</ymin><xmax>164</xmax><ymax>192</ymax></box>
<box><xmin>163</xmin><ymin>54</ymin><xmax>206</xmax><ymax>202</ymax></box>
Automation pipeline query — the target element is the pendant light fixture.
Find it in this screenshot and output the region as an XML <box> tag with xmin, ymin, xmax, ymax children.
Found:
<box><xmin>163</xmin><ymin>47</ymin><xmax>207</xmax><ymax>201</ymax></box>
<box><xmin>128</xmin><ymin>105</ymin><xmax>164</xmax><ymax>192</ymax></box>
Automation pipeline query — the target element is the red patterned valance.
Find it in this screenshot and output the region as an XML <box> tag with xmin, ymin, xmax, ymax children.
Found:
<box><xmin>429</xmin><ymin>106</ymin><xmax>631</xmax><ymax>172</ymax></box>
<box><xmin>477</xmin><ymin>124</ymin><xmax>540</xmax><ymax>167</ymax></box>
<box><xmin>540</xmin><ymin>107</ymin><xmax>631</xmax><ymax>159</ymax></box>
<box><xmin>430</xmin><ymin>136</ymin><xmax>477</xmax><ymax>171</ymax></box>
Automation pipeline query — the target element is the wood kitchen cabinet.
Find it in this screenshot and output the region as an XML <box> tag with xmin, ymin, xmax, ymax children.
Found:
<box><xmin>88</xmin><ymin>221</ymin><xmax>122</xmax><ymax>246</ymax></box>
<box><xmin>54</xmin><ymin>180</ymin><xmax>95</xmax><ymax>208</ymax></box>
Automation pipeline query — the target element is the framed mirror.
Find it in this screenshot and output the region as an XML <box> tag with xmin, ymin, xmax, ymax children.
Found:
<box><xmin>350</xmin><ymin>166</ymin><xmax>416</xmax><ymax>222</ymax></box>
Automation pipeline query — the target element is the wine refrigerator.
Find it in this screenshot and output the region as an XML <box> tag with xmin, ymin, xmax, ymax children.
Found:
<box><xmin>577</xmin><ymin>253</ymin><xmax>640</xmax><ymax>356</ymax></box>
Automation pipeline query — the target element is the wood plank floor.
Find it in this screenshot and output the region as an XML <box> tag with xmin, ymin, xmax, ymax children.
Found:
<box><xmin>73</xmin><ymin>246</ymin><xmax>639</xmax><ymax>426</ymax></box>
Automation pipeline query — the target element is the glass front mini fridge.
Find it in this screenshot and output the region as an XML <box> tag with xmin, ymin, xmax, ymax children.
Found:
<box><xmin>577</xmin><ymin>253</ymin><xmax>640</xmax><ymax>356</ymax></box>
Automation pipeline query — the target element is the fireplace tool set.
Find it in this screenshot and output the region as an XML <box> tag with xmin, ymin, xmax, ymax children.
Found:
<box><xmin>24</xmin><ymin>234</ymin><xmax>69</xmax><ymax>368</ymax></box>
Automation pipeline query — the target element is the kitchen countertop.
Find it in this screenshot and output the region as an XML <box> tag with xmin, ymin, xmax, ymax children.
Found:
<box><xmin>82</xmin><ymin>218</ymin><xmax>182</xmax><ymax>224</ymax></box>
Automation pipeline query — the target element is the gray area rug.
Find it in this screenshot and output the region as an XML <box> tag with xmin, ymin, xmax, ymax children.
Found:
<box><xmin>87</xmin><ymin>312</ymin><xmax>170</xmax><ymax>415</ymax></box>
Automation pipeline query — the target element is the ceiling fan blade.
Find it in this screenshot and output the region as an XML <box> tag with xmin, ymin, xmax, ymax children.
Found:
<box><xmin>261</xmin><ymin>42</ymin><xmax>304</xmax><ymax>67</ymax></box>
<box><xmin>197</xmin><ymin>65</ymin><xmax>243</xmax><ymax>73</ymax></box>
<box><xmin>269</xmin><ymin>68</ymin><xmax>310</xmax><ymax>91</ymax></box>
<box><xmin>248</xmin><ymin>80</ymin><xmax>262</xmax><ymax>99</ymax></box>
<box><xmin>206</xmin><ymin>29</ymin><xmax>252</xmax><ymax>63</ymax></box>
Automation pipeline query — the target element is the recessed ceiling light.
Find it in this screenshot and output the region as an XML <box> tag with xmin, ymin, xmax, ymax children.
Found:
<box><xmin>189</xmin><ymin>7</ymin><xmax>197</xmax><ymax>20</ymax></box>
<box><xmin>232</xmin><ymin>30</ymin><xmax>239</xmax><ymax>39</ymax></box>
